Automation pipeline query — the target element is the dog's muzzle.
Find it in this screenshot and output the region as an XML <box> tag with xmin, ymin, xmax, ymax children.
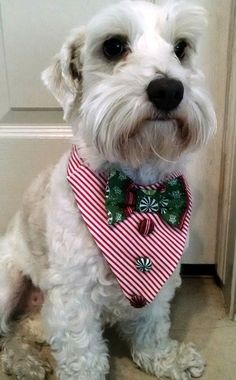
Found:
<box><xmin>146</xmin><ymin>78</ymin><xmax>184</xmax><ymax>113</ymax></box>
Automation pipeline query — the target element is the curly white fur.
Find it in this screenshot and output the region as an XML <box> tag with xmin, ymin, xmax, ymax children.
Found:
<box><xmin>0</xmin><ymin>1</ymin><xmax>216</xmax><ymax>379</ymax></box>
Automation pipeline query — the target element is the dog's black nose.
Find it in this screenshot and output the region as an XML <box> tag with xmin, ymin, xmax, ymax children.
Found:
<box><xmin>146</xmin><ymin>78</ymin><xmax>184</xmax><ymax>112</ymax></box>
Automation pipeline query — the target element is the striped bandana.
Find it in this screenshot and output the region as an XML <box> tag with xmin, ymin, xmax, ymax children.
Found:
<box><xmin>67</xmin><ymin>146</ymin><xmax>192</xmax><ymax>308</ymax></box>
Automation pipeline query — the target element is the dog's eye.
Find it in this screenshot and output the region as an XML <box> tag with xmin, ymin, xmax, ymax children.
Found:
<box><xmin>174</xmin><ymin>40</ymin><xmax>188</xmax><ymax>60</ymax></box>
<box><xmin>103</xmin><ymin>37</ymin><xmax>127</xmax><ymax>60</ymax></box>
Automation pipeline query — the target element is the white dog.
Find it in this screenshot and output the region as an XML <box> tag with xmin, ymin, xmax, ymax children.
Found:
<box><xmin>0</xmin><ymin>1</ymin><xmax>216</xmax><ymax>379</ymax></box>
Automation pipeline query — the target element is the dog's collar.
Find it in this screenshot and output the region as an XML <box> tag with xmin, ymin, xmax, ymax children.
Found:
<box><xmin>67</xmin><ymin>146</ymin><xmax>192</xmax><ymax>308</ymax></box>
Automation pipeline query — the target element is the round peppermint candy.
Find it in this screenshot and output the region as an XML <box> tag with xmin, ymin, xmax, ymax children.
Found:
<box><xmin>136</xmin><ymin>257</ymin><xmax>152</xmax><ymax>272</ymax></box>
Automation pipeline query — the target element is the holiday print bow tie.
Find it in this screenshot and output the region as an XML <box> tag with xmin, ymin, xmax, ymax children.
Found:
<box><xmin>105</xmin><ymin>169</ymin><xmax>187</xmax><ymax>229</ymax></box>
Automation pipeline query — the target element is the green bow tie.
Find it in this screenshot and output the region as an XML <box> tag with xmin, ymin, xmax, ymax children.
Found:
<box><xmin>105</xmin><ymin>169</ymin><xmax>188</xmax><ymax>229</ymax></box>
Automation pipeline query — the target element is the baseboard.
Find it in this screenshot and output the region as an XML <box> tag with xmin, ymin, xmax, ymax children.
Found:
<box><xmin>181</xmin><ymin>264</ymin><xmax>223</xmax><ymax>288</ymax></box>
<box><xmin>180</xmin><ymin>264</ymin><xmax>217</xmax><ymax>277</ymax></box>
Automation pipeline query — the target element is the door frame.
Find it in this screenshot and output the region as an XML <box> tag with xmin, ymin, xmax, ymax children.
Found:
<box><xmin>215</xmin><ymin>0</ymin><xmax>236</xmax><ymax>319</ymax></box>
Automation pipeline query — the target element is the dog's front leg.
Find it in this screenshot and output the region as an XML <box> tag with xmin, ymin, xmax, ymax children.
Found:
<box><xmin>118</xmin><ymin>275</ymin><xmax>205</xmax><ymax>380</ymax></box>
<box><xmin>41</xmin><ymin>286</ymin><xmax>109</xmax><ymax>380</ymax></box>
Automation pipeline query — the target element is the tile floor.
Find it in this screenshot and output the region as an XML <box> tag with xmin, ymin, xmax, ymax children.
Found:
<box><xmin>1</xmin><ymin>278</ymin><xmax>236</xmax><ymax>379</ymax></box>
<box><xmin>106</xmin><ymin>278</ymin><xmax>236</xmax><ymax>380</ymax></box>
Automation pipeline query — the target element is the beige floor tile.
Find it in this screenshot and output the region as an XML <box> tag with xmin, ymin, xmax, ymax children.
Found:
<box><xmin>1</xmin><ymin>278</ymin><xmax>236</xmax><ymax>379</ymax></box>
<box><xmin>106</xmin><ymin>278</ymin><xmax>236</xmax><ymax>380</ymax></box>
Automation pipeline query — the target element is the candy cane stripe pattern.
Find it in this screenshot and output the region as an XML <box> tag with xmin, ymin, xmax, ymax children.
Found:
<box><xmin>67</xmin><ymin>146</ymin><xmax>192</xmax><ymax>308</ymax></box>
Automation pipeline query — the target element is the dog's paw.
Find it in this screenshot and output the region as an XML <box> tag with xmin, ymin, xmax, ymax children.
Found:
<box><xmin>176</xmin><ymin>342</ymin><xmax>206</xmax><ymax>378</ymax></box>
<box><xmin>132</xmin><ymin>340</ymin><xmax>205</xmax><ymax>380</ymax></box>
<box><xmin>158</xmin><ymin>342</ymin><xmax>205</xmax><ymax>380</ymax></box>
<box><xmin>1</xmin><ymin>346</ymin><xmax>52</xmax><ymax>380</ymax></box>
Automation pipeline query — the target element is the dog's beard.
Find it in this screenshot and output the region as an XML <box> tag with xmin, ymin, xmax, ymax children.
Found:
<box><xmin>79</xmin><ymin>73</ymin><xmax>216</xmax><ymax>168</ymax></box>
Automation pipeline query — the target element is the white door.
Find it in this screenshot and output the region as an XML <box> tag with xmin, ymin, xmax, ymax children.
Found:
<box><xmin>0</xmin><ymin>0</ymin><xmax>121</xmax><ymax>233</ymax></box>
<box><xmin>0</xmin><ymin>0</ymin><xmax>232</xmax><ymax>272</ymax></box>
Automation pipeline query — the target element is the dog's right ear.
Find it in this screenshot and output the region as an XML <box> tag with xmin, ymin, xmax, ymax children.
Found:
<box><xmin>41</xmin><ymin>27</ymin><xmax>85</xmax><ymax>120</ymax></box>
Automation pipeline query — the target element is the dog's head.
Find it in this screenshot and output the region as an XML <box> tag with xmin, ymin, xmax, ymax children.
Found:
<box><xmin>42</xmin><ymin>0</ymin><xmax>216</xmax><ymax>169</ymax></box>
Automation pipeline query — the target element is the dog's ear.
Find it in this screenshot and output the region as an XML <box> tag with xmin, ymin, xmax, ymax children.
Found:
<box><xmin>42</xmin><ymin>28</ymin><xmax>85</xmax><ymax>120</ymax></box>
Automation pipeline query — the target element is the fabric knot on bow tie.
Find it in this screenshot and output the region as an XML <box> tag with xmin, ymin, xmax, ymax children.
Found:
<box><xmin>105</xmin><ymin>168</ymin><xmax>188</xmax><ymax>229</ymax></box>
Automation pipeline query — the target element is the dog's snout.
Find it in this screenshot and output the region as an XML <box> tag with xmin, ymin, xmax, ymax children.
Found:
<box><xmin>146</xmin><ymin>78</ymin><xmax>184</xmax><ymax>112</ymax></box>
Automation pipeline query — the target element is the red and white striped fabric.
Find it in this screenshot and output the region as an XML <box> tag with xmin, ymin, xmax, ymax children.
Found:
<box><xmin>67</xmin><ymin>146</ymin><xmax>192</xmax><ymax>308</ymax></box>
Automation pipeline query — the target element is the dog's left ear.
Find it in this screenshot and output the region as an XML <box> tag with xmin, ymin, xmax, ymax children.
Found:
<box><xmin>42</xmin><ymin>28</ymin><xmax>85</xmax><ymax>120</ymax></box>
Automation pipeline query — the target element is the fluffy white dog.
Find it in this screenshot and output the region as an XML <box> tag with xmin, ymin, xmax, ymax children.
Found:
<box><xmin>0</xmin><ymin>1</ymin><xmax>216</xmax><ymax>379</ymax></box>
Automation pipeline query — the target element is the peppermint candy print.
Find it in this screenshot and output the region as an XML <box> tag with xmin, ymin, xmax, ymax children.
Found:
<box><xmin>159</xmin><ymin>197</ymin><xmax>169</xmax><ymax>207</ymax></box>
<box><xmin>138</xmin><ymin>196</ymin><xmax>159</xmax><ymax>213</ymax></box>
<box><xmin>136</xmin><ymin>257</ymin><xmax>152</xmax><ymax>272</ymax></box>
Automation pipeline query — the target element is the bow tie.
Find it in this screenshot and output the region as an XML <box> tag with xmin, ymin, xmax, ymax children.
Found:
<box><xmin>105</xmin><ymin>169</ymin><xmax>188</xmax><ymax>229</ymax></box>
